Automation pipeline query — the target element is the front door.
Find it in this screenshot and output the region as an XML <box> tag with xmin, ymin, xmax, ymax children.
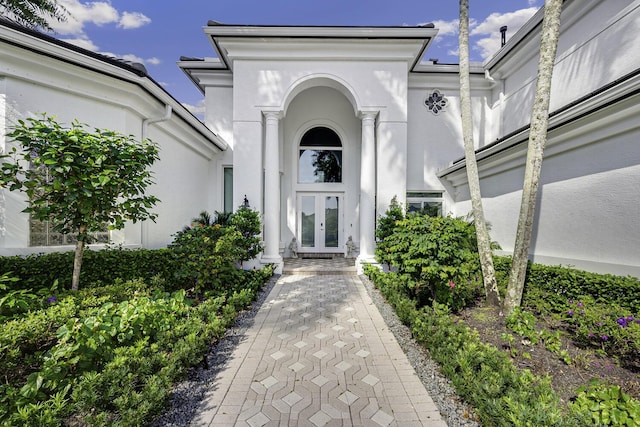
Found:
<box><xmin>297</xmin><ymin>193</ymin><xmax>343</xmax><ymax>253</ymax></box>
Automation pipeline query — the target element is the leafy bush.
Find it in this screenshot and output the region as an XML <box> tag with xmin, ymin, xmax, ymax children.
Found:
<box><xmin>570</xmin><ymin>381</ymin><xmax>640</xmax><ymax>426</ymax></box>
<box><xmin>0</xmin><ymin>266</ymin><xmax>273</xmax><ymax>425</ymax></box>
<box><xmin>505</xmin><ymin>307</ymin><xmax>540</xmax><ymax>345</ymax></box>
<box><xmin>365</xmin><ymin>265</ymin><xmax>584</xmax><ymax>427</ymax></box>
<box><xmin>375</xmin><ymin>196</ymin><xmax>405</xmax><ymax>267</ymax></box>
<box><xmin>374</xmin><ymin>214</ymin><xmax>482</xmax><ymax>311</ymax></box>
<box><xmin>169</xmin><ymin>208</ymin><xmax>264</xmax><ymax>293</ymax></box>
<box><xmin>0</xmin><ymin>248</ymin><xmax>176</xmax><ymax>292</ymax></box>
<box><xmin>565</xmin><ymin>297</ymin><xmax>639</xmax><ymax>368</ymax></box>
<box><xmin>493</xmin><ymin>257</ymin><xmax>640</xmax><ymax>314</ymax></box>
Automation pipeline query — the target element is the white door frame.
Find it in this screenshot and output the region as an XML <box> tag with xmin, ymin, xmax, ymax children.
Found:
<box><xmin>296</xmin><ymin>192</ymin><xmax>344</xmax><ymax>254</ymax></box>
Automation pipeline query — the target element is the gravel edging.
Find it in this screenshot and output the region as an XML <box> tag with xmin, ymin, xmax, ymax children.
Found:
<box><xmin>152</xmin><ymin>273</ymin><xmax>480</xmax><ymax>426</ymax></box>
<box><xmin>151</xmin><ymin>275</ymin><xmax>279</xmax><ymax>427</ymax></box>
<box><xmin>358</xmin><ymin>274</ymin><xmax>480</xmax><ymax>427</ymax></box>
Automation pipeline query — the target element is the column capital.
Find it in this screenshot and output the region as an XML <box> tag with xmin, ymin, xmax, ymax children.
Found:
<box><xmin>358</xmin><ymin>110</ymin><xmax>379</xmax><ymax>122</ymax></box>
<box><xmin>262</xmin><ymin>110</ymin><xmax>284</xmax><ymax>121</ymax></box>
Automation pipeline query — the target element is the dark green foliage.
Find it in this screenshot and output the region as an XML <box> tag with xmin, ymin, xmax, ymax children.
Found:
<box><xmin>0</xmin><ymin>0</ymin><xmax>68</xmax><ymax>31</ymax></box>
<box><xmin>375</xmin><ymin>214</ymin><xmax>482</xmax><ymax>311</ymax></box>
<box><xmin>0</xmin><ymin>248</ymin><xmax>176</xmax><ymax>291</ymax></box>
<box><xmin>229</xmin><ymin>206</ymin><xmax>264</xmax><ymax>262</ymax></box>
<box><xmin>170</xmin><ymin>208</ymin><xmax>264</xmax><ymax>293</ymax></box>
<box><xmin>493</xmin><ymin>256</ymin><xmax>640</xmax><ymax>314</ymax></box>
<box><xmin>0</xmin><ymin>267</ymin><xmax>273</xmax><ymax>425</ymax></box>
<box><xmin>365</xmin><ymin>265</ymin><xmax>586</xmax><ymax>427</ymax></box>
<box><xmin>570</xmin><ymin>381</ymin><xmax>640</xmax><ymax>426</ymax></box>
<box><xmin>375</xmin><ymin>196</ymin><xmax>405</xmax><ymax>267</ymax></box>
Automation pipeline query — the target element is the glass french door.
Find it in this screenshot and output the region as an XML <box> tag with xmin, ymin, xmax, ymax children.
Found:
<box><xmin>297</xmin><ymin>193</ymin><xmax>343</xmax><ymax>253</ymax></box>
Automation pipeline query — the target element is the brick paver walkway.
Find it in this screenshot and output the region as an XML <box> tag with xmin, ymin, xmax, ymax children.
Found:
<box><xmin>192</xmin><ymin>272</ymin><xmax>447</xmax><ymax>426</ymax></box>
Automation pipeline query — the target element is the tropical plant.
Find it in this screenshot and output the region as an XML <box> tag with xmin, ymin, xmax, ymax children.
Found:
<box><xmin>0</xmin><ymin>115</ymin><xmax>160</xmax><ymax>291</ymax></box>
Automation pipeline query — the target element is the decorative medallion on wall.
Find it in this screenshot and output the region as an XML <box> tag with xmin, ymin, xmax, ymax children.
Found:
<box><xmin>424</xmin><ymin>90</ymin><xmax>448</xmax><ymax>115</ymax></box>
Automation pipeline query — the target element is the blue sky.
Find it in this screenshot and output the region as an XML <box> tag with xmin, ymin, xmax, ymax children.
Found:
<box><xmin>45</xmin><ymin>0</ymin><xmax>543</xmax><ymax>116</ymax></box>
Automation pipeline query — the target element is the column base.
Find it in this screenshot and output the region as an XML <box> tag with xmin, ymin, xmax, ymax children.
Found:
<box><xmin>356</xmin><ymin>255</ymin><xmax>379</xmax><ymax>275</ymax></box>
<box><xmin>261</xmin><ymin>254</ymin><xmax>283</xmax><ymax>274</ymax></box>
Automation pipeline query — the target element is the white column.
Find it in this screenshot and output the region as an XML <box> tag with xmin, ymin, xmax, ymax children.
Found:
<box><xmin>262</xmin><ymin>111</ymin><xmax>283</xmax><ymax>268</ymax></box>
<box><xmin>358</xmin><ymin>111</ymin><xmax>378</xmax><ymax>264</ymax></box>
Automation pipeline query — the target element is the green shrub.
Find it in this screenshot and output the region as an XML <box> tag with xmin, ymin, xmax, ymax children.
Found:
<box><xmin>375</xmin><ymin>196</ymin><xmax>405</xmax><ymax>267</ymax></box>
<box><xmin>565</xmin><ymin>297</ymin><xmax>639</xmax><ymax>368</ymax></box>
<box><xmin>0</xmin><ymin>248</ymin><xmax>177</xmax><ymax>292</ymax></box>
<box><xmin>493</xmin><ymin>257</ymin><xmax>640</xmax><ymax>314</ymax></box>
<box><xmin>570</xmin><ymin>381</ymin><xmax>640</xmax><ymax>426</ymax></box>
<box><xmin>365</xmin><ymin>265</ymin><xmax>583</xmax><ymax>427</ymax></box>
<box><xmin>169</xmin><ymin>208</ymin><xmax>264</xmax><ymax>293</ymax></box>
<box><xmin>505</xmin><ymin>307</ymin><xmax>540</xmax><ymax>345</ymax></box>
<box><xmin>374</xmin><ymin>214</ymin><xmax>481</xmax><ymax>311</ymax></box>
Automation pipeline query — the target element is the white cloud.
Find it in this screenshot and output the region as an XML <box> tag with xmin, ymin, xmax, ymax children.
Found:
<box><xmin>99</xmin><ymin>52</ymin><xmax>161</xmax><ymax>67</ymax></box>
<box><xmin>48</xmin><ymin>1</ymin><xmax>151</xmax><ymax>35</ymax></box>
<box><xmin>118</xmin><ymin>11</ymin><xmax>152</xmax><ymax>30</ymax></box>
<box><xmin>182</xmin><ymin>100</ymin><xmax>206</xmax><ymax>117</ymax></box>
<box><xmin>61</xmin><ymin>36</ymin><xmax>98</xmax><ymax>51</ymax></box>
<box><xmin>45</xmin><ymin>2</ymin><xmax>156</xmax><ymax>68</ymax></box>
<box><xmin>430</xmin><ymin>19</ymin><xmax>459</xmax><ymax>37</ymax></box>
<box><xmin>471</xmin><ymin>7</ymin><xmax>539</xmax><ymax>60</ymax></box>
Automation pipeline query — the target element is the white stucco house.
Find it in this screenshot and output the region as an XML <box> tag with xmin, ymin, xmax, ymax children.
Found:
<box><xmin>1</xmin><ymin>0</ymin><xmax>639</xmax><ymax>277</ymax></box>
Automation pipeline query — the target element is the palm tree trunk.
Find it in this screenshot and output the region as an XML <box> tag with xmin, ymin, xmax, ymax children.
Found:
<box><xmin>459</xmin><ymin>0</ymin><xmax>501</xmax><ymax>306</ymax></box>
<box><xmin>504</xmin><ymin>0</ymin><xmax>563</xmax><ymax>315</ymax></box>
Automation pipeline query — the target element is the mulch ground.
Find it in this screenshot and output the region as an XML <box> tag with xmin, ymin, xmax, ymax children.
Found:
<box><xmin>456</xmin><ymin>303</ymin><xmax>640</xmax><ymax>406</ymax></box>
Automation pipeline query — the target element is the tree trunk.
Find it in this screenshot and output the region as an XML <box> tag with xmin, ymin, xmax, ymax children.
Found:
<box><xmin>459</xmin><ymin>0</ymin><xmax>501</xmax><ymax>307</ymax></box>
<box><xmin>504</xmin><ymin>0</ymin><xmax>563</xmax><ymax>315</ymax></box>
<box><xmin>71</xmin><ymin>225</ymin><xmax>87</xmax><ymax>291</ymax></box>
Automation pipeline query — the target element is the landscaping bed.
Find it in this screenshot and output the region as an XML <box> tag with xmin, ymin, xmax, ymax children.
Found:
<box><xmin>369</xmin><ymin>209</ymin><xmax>640</xmax><ymax>426</ymax></box>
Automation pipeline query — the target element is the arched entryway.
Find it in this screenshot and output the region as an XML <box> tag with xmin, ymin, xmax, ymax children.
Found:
<box><xmin>281</xmin><ymin>85</ymin><xmax>359</xmax><ymax>259</ymax></box>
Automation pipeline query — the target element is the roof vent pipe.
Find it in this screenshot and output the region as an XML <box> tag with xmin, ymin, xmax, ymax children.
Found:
<box><xmin>500</xmin><ymin>25</ymin><xmax>508</xmax><ymax>47</ymax></box>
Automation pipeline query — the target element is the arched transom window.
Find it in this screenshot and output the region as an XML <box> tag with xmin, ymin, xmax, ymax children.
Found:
<box><xmin>298</xmin><ymin>127</ymin><xmax>342</xmax><ymax>183</ymax></box>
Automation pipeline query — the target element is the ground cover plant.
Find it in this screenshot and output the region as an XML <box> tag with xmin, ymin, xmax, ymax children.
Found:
<box><xmin>0</xmin><ymin>209</ymin><xmax>273</xmax><ymax>426</ymax></box>
<box><xmin>369</xmin><ymin>209</ymin><xmax>640</xmax><ymax>426</ymax></box>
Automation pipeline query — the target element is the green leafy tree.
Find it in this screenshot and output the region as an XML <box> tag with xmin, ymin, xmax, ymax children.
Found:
<box><xmin>0</xmin><ymin>115</ymin><xmax>160</xmax><ymax>291</ymax></box>
<box><xmin>0</xmin><ymin>0</ymin><xmax>68</xmax><ymax>31</ymax></box>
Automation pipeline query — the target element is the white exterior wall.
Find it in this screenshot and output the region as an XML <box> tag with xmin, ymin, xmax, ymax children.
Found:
<box><xmin>449</xmin><ymin>94</ymin><xmax>640</xmax><ymax>276</ymax></box>
<box><xmin>0</xmin><ymin>28</ymin><xmax>225</xmax><ymax>255</ymax></box>
<box><xmin>225</xmin><ymin>57</ymin><xmax>413</xmax><ymax>251</ymax></box>
<box><xmin>438</xmin><ymin>0</ymin><xmax>640</xmax><ymax>277</ymax></box>
<box><xmin>491</xmin><ymin>0</ymin><xmax>640</xmax><ymax>135</ymax></box>
<box><xmin>406</xmin><ymin>72</ymin><xmax>492</xmax><ymax>215</ymax></box>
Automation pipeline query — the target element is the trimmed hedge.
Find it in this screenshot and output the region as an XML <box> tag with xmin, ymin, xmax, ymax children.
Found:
<box><xmin>0</xmin><ymin>248</ymin><xmax>177</xmax><ymax>291</ymax></box>
<box><xmin>493</xmin><ymin>257</ymin><xmax>640</xmax><ymax>314</ymax></box>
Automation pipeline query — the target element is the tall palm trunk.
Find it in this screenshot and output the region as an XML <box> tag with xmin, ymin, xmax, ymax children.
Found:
<box><xmin>459</xmin><ymin>0</ymin><xmax>501</xmax><ymax>307</ymax></box>
<box><xmin>504</xmin><ymin>0</ymin><xmax>563</xmax><ymax>315</ymax></box>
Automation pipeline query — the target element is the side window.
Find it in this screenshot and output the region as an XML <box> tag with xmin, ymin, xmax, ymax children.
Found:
<box><xmin>30</xmin><ymin>218</ymin><xmax>109</xmax><ymax>246</ymax></box>
<box><xmin>224</xmin><ymin>166</ymin><xmax>233</xmax><ymax>213</ymax></box>
<box><xmin>298</xmin><ymin>127</ymin><xmax>342</xmax><ymax>183</ymax></box>
<box><xmin>406</xmin><ymin>191</ymin><xmax>443</xmax><ymax>217</ymax></box>
<box><xmin>28</xmin><ymin>164</ymin><xmax>108</xmax><ymax>246</ymax></box>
